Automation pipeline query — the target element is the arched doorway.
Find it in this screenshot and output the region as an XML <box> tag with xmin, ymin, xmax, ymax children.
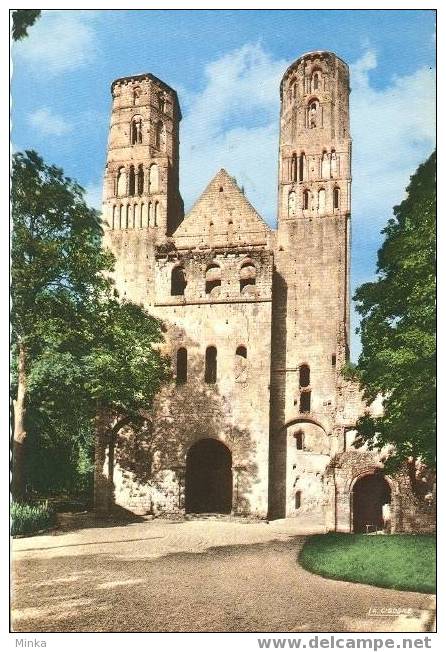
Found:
<box><xmin>185</xmin><ymin>439</ymin><xmax>232</xmax><ymax>514</ymax></box>
<box><xmin>352</xmin><ymin>472</ymin><xmax>391</xmax><ymax>533</ymax></box>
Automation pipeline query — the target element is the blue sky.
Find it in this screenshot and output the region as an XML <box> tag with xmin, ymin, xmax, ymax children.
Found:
<box><xmin>11</xmin><ymin>9</ymin><xmax>436</xmax><ymax>360</ymax></box>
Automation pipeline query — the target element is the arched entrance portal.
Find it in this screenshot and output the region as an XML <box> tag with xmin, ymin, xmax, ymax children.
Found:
<box><xmin>352</xmin><ymin>472</ymin><xmax>391</xmax><ymax>533</ymax></box>
<box><xmin>185</xmin><ymin>439</ymin><xmax>232</xmax><ymax>514</ymax></box>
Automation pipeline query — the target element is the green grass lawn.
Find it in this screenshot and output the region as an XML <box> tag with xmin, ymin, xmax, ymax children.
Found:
<box><xmin>299</xmin><ymin>533</ymin><xmax>436</xmax><ymax>594</ymax></box>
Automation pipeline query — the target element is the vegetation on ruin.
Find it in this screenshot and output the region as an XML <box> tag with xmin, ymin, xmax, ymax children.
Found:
<box><xmin>11</xmin><ymin>501</ymin><xmax>55</xmax><ymax>537</ymax></box>
<box><xmin>352</xmin><ymin>151</ymin><xmax>436</xmax><ymax>493</ymax></box>
<box><xmin>300</xmin><ymin>533</ymin><xmax>436</xmax><ymax>594</ymax></box>
<box><xmin>11</xmin><ymin>150</ymin><xmax>170</xmax><ymax>501</ymax></box>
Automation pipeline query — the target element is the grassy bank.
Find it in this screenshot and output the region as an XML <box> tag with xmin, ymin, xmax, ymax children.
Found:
<box><xmin>11</xmin><ymin>501</ymin><xmax>56</xmax><ymax>536</ymax></box>
<box><xmin>299</xmin><ymin>533</ymin><xmax>435</xmax><ymax>593</ymax></box>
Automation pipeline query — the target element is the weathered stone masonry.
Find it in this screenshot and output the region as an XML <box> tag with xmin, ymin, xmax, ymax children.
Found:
<box><xmin>95</xmin><ymin>51</ymin><xmax>435</xmax><ymax>532</ymax></box>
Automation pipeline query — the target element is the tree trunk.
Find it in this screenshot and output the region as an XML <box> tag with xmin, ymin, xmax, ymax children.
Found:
<box><xmin>12</xmin><ymin>341</ymin><xmax>27</xmax><ymax>500</ymax></box>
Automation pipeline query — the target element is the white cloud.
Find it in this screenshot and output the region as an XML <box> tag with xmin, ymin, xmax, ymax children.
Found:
<box><xmin>13</xmin><ymin>10</ymin><xmax>98</xmax><ymax>75</ymax></box>
<box><xmin>180</xmin><ymin>43</ymin><xmax>287</xmax><ymax>223</ymax></box>
<box><xmin>180</xmin><ymin>43</ymin><xmax>435</xmax><ymax>235</ymax></box>
<box><xmin>350</xmin><ymin>50</ymin><xmax>435</xmax><ymax>229</ymax></box>
<box><xmin>179</xmin><ymin>44</ymin><xmax>435</xmax><ymax>362</ymax></box>
<box><xmin>27</xmin><ymin>107</ymin><xmax>72</xmax><ymax>137</ymax></box>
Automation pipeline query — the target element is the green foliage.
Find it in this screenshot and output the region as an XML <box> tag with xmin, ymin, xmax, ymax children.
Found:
<box><xmin>11</xmin><ymin>150</ymin><xmax>170</xmax><ymax>497</ymax></box>
<box><xmin>340</xmin><ymin>361</ymin><xmax>360</xmax><ymax>382</ymax></box>
<box><xmin>11</xmin><ymin>501</ymin><xmax>55</xmax><ymax>536</ymax></box>
<box><xmin>11</xmin><ymin>150</ymin><xmax>114</xmax><ymax>350</ymax></box>
<box><xmin>353</xmin><ymin>151</ymin><xmax>436</xmax><ymax>471</ymax></box>
<box><xmin>300</xmin><ymin>533</ymin><xmax>436</xmax><ymax>594</ymax></box>
<box><xmin>11</xmin><ymin>10</ymin><xmax>41</xmax><ymax>41</ymax></box>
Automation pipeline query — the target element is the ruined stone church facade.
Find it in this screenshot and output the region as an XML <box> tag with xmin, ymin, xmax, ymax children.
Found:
<box><xmin>95</xmin><ymin>51</ymin><xmax>434</xmax><ymax>533</ymax></box>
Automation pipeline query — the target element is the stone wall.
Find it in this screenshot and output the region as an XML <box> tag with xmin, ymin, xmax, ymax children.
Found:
<box><xmin>95</xmin><ymin>52</ymin><xmax>435</xmax><ymax>534</ymax></box>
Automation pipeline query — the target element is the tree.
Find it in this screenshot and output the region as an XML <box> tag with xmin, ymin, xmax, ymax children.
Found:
<box><xmin>353</xmin><ymin>151</ymin><xmax>436</xmax><ymax>494</ymax></box>
<box><xmin>11</xmin><ymin>10</ymin><xmax>41</xmax><ymax>41</ymax></box>
<box><xmin>11</xmin><ymin>150</ymin><xmax>169</xmax><ymax>499</ymax></box>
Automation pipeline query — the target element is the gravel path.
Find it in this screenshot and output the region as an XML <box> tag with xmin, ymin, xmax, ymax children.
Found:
<box><xmin>12</xmin><ymin>518</ymin><xmax>434</xmax><ymax>632</ymax></box>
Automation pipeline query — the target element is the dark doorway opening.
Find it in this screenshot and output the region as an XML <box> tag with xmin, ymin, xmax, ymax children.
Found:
<box><xmin>352</xmin><ymin>472</ymin><xmax>391</xmax><ymax>533</ymax></box>
<box><xmin>185</xmin><ymin>438</ymin><xmax>232</xmax><ymax>514</ymax></box>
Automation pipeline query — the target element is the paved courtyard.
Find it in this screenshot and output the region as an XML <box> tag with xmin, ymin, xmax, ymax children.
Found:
<box><xmin>12</xmin><ymin>518</ymin><xmax>435</xmax><ymax>633</ymax></box>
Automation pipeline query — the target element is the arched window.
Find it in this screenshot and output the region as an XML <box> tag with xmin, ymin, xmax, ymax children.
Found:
<box><xmin>137</xmin><ymin>164</ymin><xmax>144</xmax><ymax>195</ymax></box>
<box><xmin>299</xmin><ymin>153</ymin><xmax>305</xmax><ymax>182</ymax></box>
<box><xmin>299</xmin><ymin>364</ymin><xmax>310</xmax><ymax>388</ymax></box>
<box><xmin>148</xmin><ymin>202</ymin><xmax>153</xmax><ymax>226</ymax></box>
<box><xmin>205</xmin><ymin>346</ymin><xmax>217</xmax><ymax>384</ymax></box>
<box><xmin>176</xmin><ymin>348</ymin><xmax>187</xmax><ymax>385</ymax></box>
<box><xmin>205</xmin><ymin>263</ymin><xmax>221</xmax><ymax>296</ymax></box>
<box><xmin>125</xmin><ymin>204</ymin><xmax>130</xmax><ymax>229</ymax></box>
<box><xmin>134</xmin><ymin>204</ymin><xmax>140</xmax><ymax>229</ymax></box>
<box><xmin>294</xmin><ymin>430</ymin><xmax>304</xmax><ymax>450</ymax></box>
<box><xmin>149</xmin><ymin>164</ymin><xmax>159</xmax><ymax>193</ymax></box>
<box><xmin>112</xmin><ymin>205</ymin><xmax>116</xmax><ymax>230</ymax></box>
<box><xmin>333</xmin><ymin>187</ymin><xmax>340</xmax><ymax>210</ymax></box>
<box><xmin>236</xmin><ymin>345</ymin><xmax>247</xmax><ymax>359</ymax></box>
<box><xmin>132</xmin><ymin>87</ymin><xmax>141</xmax><ymax>105</ymax></box>
<box><xmin>312</xmin><ymin>71</ymin><xmax>320</xmax><ymax>92</ymax></box>
<box><xmin>119</xmin><ymin>204</ymin><xmax>124</xmax><ymax>229</ymax></box>
<box><xmin>239</xmin><ymin>260</ymin><xmax>256</xmax><ymax>293</ymax></box>
<box><xmin>299</xmin><ymin>391</ymin><xmax>311</xmax><ymax>413</ymax></box>
<box><xmin>288</xmin><ymin>191</ymin><xmax>296</xmax><ymax>216</ymax></box>
<box><xmin>318</xmin><ymin>188</ymin><xmax>326</xmax><ymax>214</ymax></box>
<box><xmin>235</xmin><ymin>345</ymin><xmax>248</xmax><ymax>383</ymax></box>
<box><xmin>228</xmin><ymin>220</ymin><xmax>234</xmax><ymax>242</ymax></box>
<box><xmin>209</xmin><ymin>222</ymin><xmax>214</xmax><ymax>244</ymax></box>
<box><xmin>330</xmin><ymin>149</ymin><xmax>337</xmax><ymax>178</ymax></box>
<box><xmin>295</xmin><ymin>491</ymin><xmax>302</xmax><ymax>509</ymax></box>
<box><xmin>117</xmin><ymin>167</ymin><xmax>126</xmax><ymax>197</ymax></box>
<box><xmin>307</xmin><ymin>99</ymin><xmax>319</xmax><ymax>129</ymax></box>
<box><xmin>303</xmin><ymin>189</ymin><xmax>310</xmax><ymax>210</ymax></box>
<box><xmin>154</xmin><ymin>201</ymin><xmax>159</xmax><ymax>226</ymax></box>
<box><xmin>128</xmin><ymin>165</ymin><xmax>135</xmax><ymax>196</ymax></box>
<box><xmin>131</xmin><ymin>116</ymin><xmax>143</xmax><ymax>145</ymax></box>
<box><xmin>291</xmin><ymin>153</ymin><xmax>297</xmax><ymax>182</ymax></box>
<box><xmin>155</xmin><ymin>121</ymin><xmax>164</xmax><ymax>149</ymax></box>
<box><xmin>321</xmin><ymin>151</ymin><xmax>330</xmax><ymax>179</ymax></box>
<box><xmin>158</xmin><ymin>92</ymin><xmax>165</xmax><ymax>113</ymax></box>
<box><xmin>141</xmin><ymin>202</ymin><xmax>146</xmax><ymax>228</ymax></box>
<box><xmin>171</xmin><ymin>265</ymin><xmax>187</xmax><ymax>296</ymax></box>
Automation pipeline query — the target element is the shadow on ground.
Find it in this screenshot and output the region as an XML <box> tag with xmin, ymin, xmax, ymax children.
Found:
<box><xmin>12</xmin><ymin>534</ymin><xmax>432</xmax><ymax>633</ymax></box>
<box><xmin>54</xmin><ymin>506</ymin><xmax>147</xmax><ymax>535</ymax></box>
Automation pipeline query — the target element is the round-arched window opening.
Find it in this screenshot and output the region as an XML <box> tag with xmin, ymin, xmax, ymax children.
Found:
<box><xmin>171</xmin><ymin>265</ymin><xmax>187</xmax><ymax>296</ymax></box>
<box><xmin>240</xmin><ymin>260</ymin><xmax>256</xmax><ymax>293</ymax></box>
<box><xmin>205</xmin><ymin>264</ymin><xmax>221</xmax><ymax>296</ymax></box>
<box><xmin>299</xmin><ymin>364</ymin><xmax>310</xmax><ymax>388</ymax></box>
<box><xmin>236</xmin><ymin>345</ymin><xmax>247</xmax><ymax>359</ymax></box>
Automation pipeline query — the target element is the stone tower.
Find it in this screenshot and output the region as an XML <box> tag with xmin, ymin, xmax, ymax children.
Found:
<box><xmin>269</xmin><ymin>51</ymin><xmax>352</xmax><ymax>519</ymax></box>
<box><xmin>102</xmin><ymin>73</ymin><xmax>183</xmax><ymax>305</ymax></box>
<box><xmin>95</xmin><ymin>51</ymin><xmax>435</xmax><ymax>534</ymax></box>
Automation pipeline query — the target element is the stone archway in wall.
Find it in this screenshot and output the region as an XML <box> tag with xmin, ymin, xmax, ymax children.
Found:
<box><xmin>351</xmin><ymin>471</ymin><xmax>391</xmax><ymax>533</ymax></box>
<box><xmin>185</xmin><ymin>438</ymin><xmax>232</xmax><ymax>514</ymax></box>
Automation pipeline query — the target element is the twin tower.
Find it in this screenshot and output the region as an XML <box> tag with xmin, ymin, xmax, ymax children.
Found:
<box><xmin>102</xmin><ymin>50</ymin><xmax>351</xmax><ymax>316</ymax></box>
<box><xmin>100</xmin><ymin>51</ymin><xmax>354</xmax><ymax>522</ymax></box>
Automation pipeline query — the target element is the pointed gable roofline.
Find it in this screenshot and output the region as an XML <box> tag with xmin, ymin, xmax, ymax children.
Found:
<box><xmin>177</xmin><ymin>168</ymin><xmax>272</xmax><ymax>233</ymax></box>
